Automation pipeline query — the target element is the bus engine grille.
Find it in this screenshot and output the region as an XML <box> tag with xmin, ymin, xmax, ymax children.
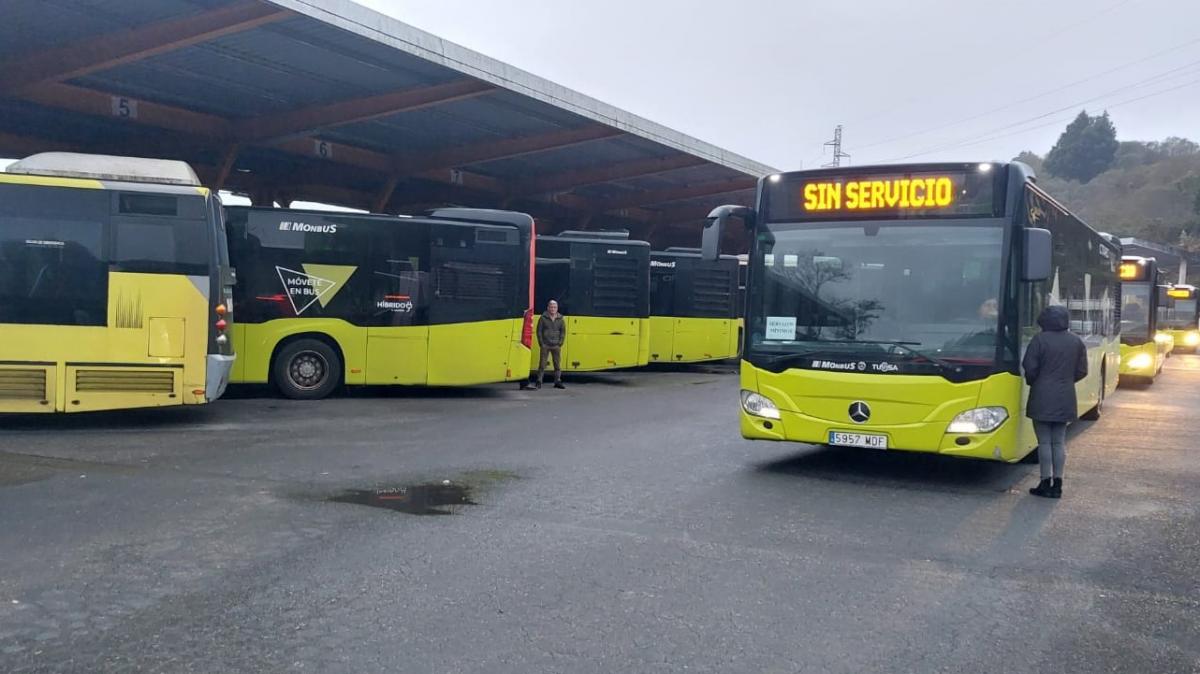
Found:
<box><xmin>435</xmin><ymin>262</ymin><xmax>511</xmax><ymax>303</ymax></box>
<box><xmin>692</xmin><ymin>268</ymin><xmax>735</xmax><ymax>317</ymax></box>
<box><xmin>593</xmin><ymin>257</ymin><xmax>639</xmax><ymax>313</ymax></box>
<box><xmin>75</xmin><ymin>369</ymin><xmax>175</xmax><ymax>393</ymax></box>
<box><xmin>0</xmin><ymin>369</ymin><xmax>47</xmax><ymax>400</ymax></box>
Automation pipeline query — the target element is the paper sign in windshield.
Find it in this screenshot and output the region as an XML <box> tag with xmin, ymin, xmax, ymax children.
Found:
<box><xmin>765</xmin><ymin>316</ymin><xmax>797</xmax><ymax>341</ymax></box>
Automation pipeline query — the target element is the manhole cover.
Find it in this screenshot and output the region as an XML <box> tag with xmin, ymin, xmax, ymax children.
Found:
<box><xmin>329</xmin><ymin>482</ymin><xmax>477</xmax><ymax>515</ymax></box>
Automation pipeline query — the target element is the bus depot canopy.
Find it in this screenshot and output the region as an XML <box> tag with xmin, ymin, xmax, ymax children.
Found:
<box><xmin>0</xmin><ymin>0</ymin><xmax>775</xmax><ymax>251</ymax></box>
<box><xmin>1120</xmin><ymin>238</ymin><xmax>1197</xmax><ymax>285</ymax></box>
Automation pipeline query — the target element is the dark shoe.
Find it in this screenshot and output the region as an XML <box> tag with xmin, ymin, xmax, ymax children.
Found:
<box><xmin>1029</xmin><ymin>478</ymin><xmax>1054</xmax><ymax>498</ymax></box>
<box><xmin>553</xmin><ymin>382</ymin><xmax>565</xmax><ymax>389</ymax></box>
<box><xmin>1050</xmin><ymin>478</ymin><xmax>1063</xmax><ymax>499</ymax></box>
<box><xmin>534</xmin><ymin>382</ymin><xmax>542</xmax><ymax>390</ymax></box>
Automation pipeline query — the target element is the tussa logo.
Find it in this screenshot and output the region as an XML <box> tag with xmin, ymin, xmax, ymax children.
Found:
<box><xmin>279</xmin><ymin>221</ymin><xmax>338</xmax><ymax>234</ymax></box>
<box><xmin>811</xmin><ymin>360</ymin><xmax>902</xmax><ymax>373</ymax></box>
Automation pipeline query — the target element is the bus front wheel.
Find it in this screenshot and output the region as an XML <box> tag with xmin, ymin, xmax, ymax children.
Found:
<box><xmin>273</xmin><ymin>338</ymin><xmax>342</xmax><ymax>400</ymax></box>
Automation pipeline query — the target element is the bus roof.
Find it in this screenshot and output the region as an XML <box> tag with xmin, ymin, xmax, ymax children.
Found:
<box><xmin>7</xmin><ymin>152</ymin><xmax>201</xmax><ymax>187</ymax></box>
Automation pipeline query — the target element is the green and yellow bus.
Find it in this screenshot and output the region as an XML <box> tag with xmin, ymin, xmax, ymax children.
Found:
<box><xmin>648</xmin><ymin>249</ymin><xmax>740</xmax><ymax>363</ymax></box>
<box><xmin>0</xmin><ymin>152</ymin><xmax>235</xmax><ymax>413</ymax></box>
<box><xmin>1118</xmin><ymin>256</ymin><xmax>1170</xmax><ymax>382</ymax></box>
<box><xmin>710</xmin><ymin>162</ymin><xmax>1120</xmax><ymax>462</ymax></box>
<box><xmin>534</xmin><ymin>232</ymin><xmax>650</xmax><ymax>372</ymax></box>
<box><xmin>1161</xmin><ymin>284</ymin><xmax>1199</xmax><ymax>353</ymax></box>
<box><xmin>225</xmin><ymin>207</ymin><xmax>536</xmax><ymax>399</ymax></box>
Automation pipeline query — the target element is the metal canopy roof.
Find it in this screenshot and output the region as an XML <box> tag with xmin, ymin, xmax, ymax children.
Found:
<box><xmin>0</xmin><ymin>0</ymin><xmax>774</xmax><ymax>250</ymax></box>
<box><xmin>1120</xmin><ymin>238</ymin><xmax>1195</xmax><ymax>284</ymax></box>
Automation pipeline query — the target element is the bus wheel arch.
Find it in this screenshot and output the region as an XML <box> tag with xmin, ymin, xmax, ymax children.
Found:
<box><xmin>270</xmin><ymin>333</ymin><xmax>345</xmax><ymax>400</ymax></box>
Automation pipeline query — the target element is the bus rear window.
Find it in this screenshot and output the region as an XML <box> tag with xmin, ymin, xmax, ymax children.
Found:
<box><xmin>111</xmin><ymin>219</ymin><xmax>209</xmax><ymax>275</ymax></box>
<box><xmin>0</xmin><ymin>216</ymin><xmax>107</xmax><ymax>326</ymax></box>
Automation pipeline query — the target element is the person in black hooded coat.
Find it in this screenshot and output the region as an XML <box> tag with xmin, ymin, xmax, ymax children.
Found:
<box><xmin>1021</xmin><ymin>304</ymin><xmax>1088</xmax><ymax>498</ymax></box>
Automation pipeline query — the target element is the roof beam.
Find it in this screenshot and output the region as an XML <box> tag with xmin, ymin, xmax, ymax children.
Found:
<box><xmin>2</xmin><ymin>86</ymin><xmax>654</xmax><ymax>222</ymax></box>
<box><xmin>22</xmin><ymin>83</ymin><xmax>233</xmax><ymax>139</ymax></box>
<box><xmin>396</xmin><ymin>125</ymin><xmax>624</xmax><ymax>174</ymax></box>
<box><xmin>514</xmin><ymin>154</ymin><xmax>707</xmax><ymax>195</ymax></box>
<box><xmin>235</xmin><ymin>79</ymin><xmax>495</xmax><ymax>142</ymax></box>
<box><xmin>0</xmin><ymin>2</ymin><xmax>290</xmax><ymax>95</ymax></box>
<box><xmin>599</xmin><ymin>177</ymin><xmax>756</xmax><ymax>212</ymax></box>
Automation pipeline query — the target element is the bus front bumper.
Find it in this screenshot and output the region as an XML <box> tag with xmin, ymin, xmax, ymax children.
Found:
<box><xmin>740</xmin><ymin>407</ymin><xmax>1016</xmax><ymax>461</ymax></box>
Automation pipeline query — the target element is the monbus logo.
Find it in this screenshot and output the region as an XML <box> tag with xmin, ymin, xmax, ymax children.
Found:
<box><xmin>650</xmin><ymin>260</ymin><xmax>676</xmax><ymax>268</ymax></box>
<box><xmin>606</xmin><ymin>249</ymin><xmax>628</xmax><ymax>255</ymax></box>
<box><xmin>279</xmin><ymin>221</ymin><xmax>338</xmax><ymax>234</ymax></box>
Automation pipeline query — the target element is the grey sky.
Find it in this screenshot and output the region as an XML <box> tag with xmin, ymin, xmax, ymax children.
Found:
<box><xmin>356</xmin><ymin>0</ymin><xmax>1200</xmax><ymax>171</ymax></box>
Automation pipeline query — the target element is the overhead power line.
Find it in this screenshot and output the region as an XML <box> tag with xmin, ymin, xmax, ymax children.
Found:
<box><xmin>881</xmin><ymin>75</ymin><xmax>1200</xmax><ymax>162</ymax></box>
<box><xmin>855</xmin><ymin>37</ymin><xmax>1200</xmax><ymax>152</ymax></box>
<box><xmin>859</xmin><ymin>41</ymin><xmax>1200</xmax><ymax>153</ymax></box>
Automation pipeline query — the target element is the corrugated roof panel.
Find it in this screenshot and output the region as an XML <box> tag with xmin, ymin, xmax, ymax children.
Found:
<box><xmin>0</xmin><ymin>0</ymin><xmax>226</xmax><ymax>59</ymax></box>
<box><xmin>471</xmin><ymin>137</ymin><xmax>664</xmax><ymax>181</ymax></box>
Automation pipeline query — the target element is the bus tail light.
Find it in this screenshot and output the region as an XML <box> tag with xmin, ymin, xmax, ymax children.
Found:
<box><xmin>521</xmin><ymin>309</ymin><xmax>534</xmax><ymax>349</ymax></box>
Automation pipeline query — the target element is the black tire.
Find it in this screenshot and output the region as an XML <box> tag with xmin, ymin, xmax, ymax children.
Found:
<box><xmin>272</xmin><ymin>338</ymin><xmax>341</xmax><ymax>400</ymax></box>
<box><xmin>1081</xmin><ymin>370</ymin><xmax>1105</xmax><ymax>421</ymax></box>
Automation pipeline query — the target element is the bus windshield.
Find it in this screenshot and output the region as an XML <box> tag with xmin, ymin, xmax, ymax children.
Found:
<box><xmin>749</xmin><ymin>221</ymin><xmax>1004</xmax><ymax>363</ymax></box>
<box><xmin>1121</xmin><ymin>284</ymin><xmax>1152</xmax><ymax>339</ymax></box>
<box><xmin>1162</xmin><ymin>298</ymin><xmax>1197</xmax><ymax>329</ymax></box>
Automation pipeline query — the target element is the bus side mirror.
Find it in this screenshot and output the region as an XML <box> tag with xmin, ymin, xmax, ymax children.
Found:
<box><xmin>1023</xmin><ymin>228</ymin><xmax>1052</xmax><ymax>282</ymax></box>
<box><xmin>704</xmin><ymin>205</ymin><xmax>754</xmax><ymax>261</ymax></box>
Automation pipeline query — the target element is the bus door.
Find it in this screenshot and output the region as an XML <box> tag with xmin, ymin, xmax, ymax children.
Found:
<box><xmin>648</xmin><ymin>262</ymin><xmax>676</xmax><ymax>362</ymax></box>
<box><xmin>365</xmin><ymin>224</ymin><xmax>429</xmax><ymax>386</ymax></box>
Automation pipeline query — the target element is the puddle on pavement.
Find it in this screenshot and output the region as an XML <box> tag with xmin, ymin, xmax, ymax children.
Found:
<box><xmin>326</xmin><ymin>470</ymin><xmax>516</xmax><ymax>516</ymax></box>
<box><xmin>330</xmin><ymin>483</ymin><xmax>476</xmax><ymax>515</ymax></box>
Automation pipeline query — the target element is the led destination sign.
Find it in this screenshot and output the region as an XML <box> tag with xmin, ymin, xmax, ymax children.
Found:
<box><xmin>803</xmin><ymin>176</ymin><xmax>955</xmax><ymax>212</ymax></box>
<box><xmin>764</xmin><ymin>167</ymin><xmax>1001</xmax><ymax>222</ymax></box>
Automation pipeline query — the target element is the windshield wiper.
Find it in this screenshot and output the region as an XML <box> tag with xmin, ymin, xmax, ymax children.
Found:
<box><xmin>804</xmin><ymin>339</ymin><xmax>962</xmax><ymax>373</ymax></box>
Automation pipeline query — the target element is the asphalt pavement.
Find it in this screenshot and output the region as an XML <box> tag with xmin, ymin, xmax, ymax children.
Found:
<box><xmin>1</xmin><ymin>358</ymin><xmax>1198</xmax><ymax>673</ymax></box>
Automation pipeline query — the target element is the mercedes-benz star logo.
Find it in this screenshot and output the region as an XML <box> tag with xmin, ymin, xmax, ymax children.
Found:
<box><xmin>848</xmin><ymin>401</ymin><xmax>872</xmax><ymax>424</ymax></box>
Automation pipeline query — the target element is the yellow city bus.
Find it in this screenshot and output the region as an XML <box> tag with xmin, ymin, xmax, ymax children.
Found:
<box><xmin>1118</xmin><ymin>256</ymin><xmax>1170</xmax><ymax>382</ymax></box>
<box><xmin>1160</xmin><ymin>284</ymin><xmax>1199</xmax><ymax>353</ymax></box>
<box><xmin>225</xmin><ymin>207</ymin><xmax>535</xmax><ymax>399</ymax></box>
<box><xmin>648</xmin><ymin>249</ymin><xmax>740</xmax><ymax>363</ymax></box>
<box><xmin>709</xmin><ymin>162</ymin><xmax>1120</xmax><ymax>462</ymax></box>
<box><xmin>533</xmin><ymin>232</ymin><xmax>650</xmax><ymax>372</ymax></box>
<box><xmin>0</xmin><ymin>153</ymin><xmax>235</xmax><ymax>413</ymax></box>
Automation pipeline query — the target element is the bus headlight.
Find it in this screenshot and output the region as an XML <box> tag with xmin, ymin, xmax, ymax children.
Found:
<box><xmin>741</xmin><ymin>390</ymin><xmax>781</xmax><ymax>420</ymax></box>
<box><xmin>1127</xmin><ymin>352</ymin><xmax>1153</xmax><ymax>370</ymax></box>
<box><xmin>947</xmin><ymin>407</ymin><xmax>1008</xmax><ymax>434</ymax></box>
<box><xmin>1185</xmin><ymin>332</ymin><xmax>1200</xmax><ymax>347</ymax></box>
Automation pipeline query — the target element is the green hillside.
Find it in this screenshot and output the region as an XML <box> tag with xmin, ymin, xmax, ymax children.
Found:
<box><xmin>1014</xmin><ymin>114</ymin><xmax>1200</xmax><ymax>250</ymax></box>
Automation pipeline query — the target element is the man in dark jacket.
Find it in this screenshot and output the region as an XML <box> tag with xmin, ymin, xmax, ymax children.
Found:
<box><xmin>536</xmin><ymin>299</ymin><xmax>566</xmax><ymax>390</ymax></box>
<box><xmin>1022</xmin><ymin>305</ymin><xmax>1088</xmax><ymax>498</ymax></box>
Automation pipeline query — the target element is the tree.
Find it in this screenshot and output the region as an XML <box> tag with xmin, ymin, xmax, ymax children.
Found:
<box><xmin>1013</xmin><ymin>150</ymin><xmax>1044</xmax><ymax>173</ymax></box>
<box><xmin>1043</xmin><ymin>110</ymin><xmax>1119</xmax><ymax>183</ymax></box>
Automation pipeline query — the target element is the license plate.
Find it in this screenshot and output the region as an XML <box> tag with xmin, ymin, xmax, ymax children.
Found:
<box><xmin>829</xmin><ymin>431</ymin><xmax>889</xmax><ymax>450</ymax></box>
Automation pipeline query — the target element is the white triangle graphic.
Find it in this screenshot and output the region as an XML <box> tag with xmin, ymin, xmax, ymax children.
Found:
<box><xmin>276</xmin><ymin>266</ymin><xmax>338</xmax><ymax>315</ymax></box>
